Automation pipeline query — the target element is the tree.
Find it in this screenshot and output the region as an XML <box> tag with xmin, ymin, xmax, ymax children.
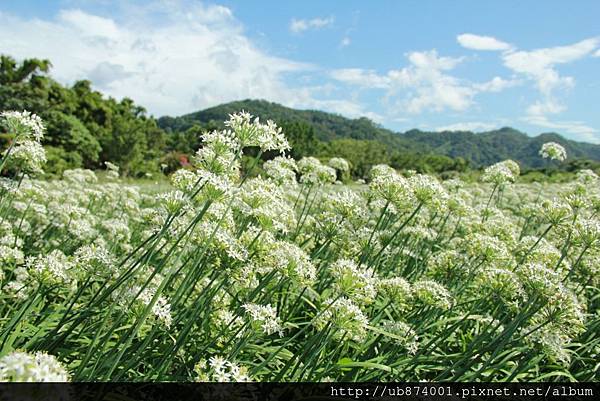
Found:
<box><xmin>44</xmin><ymin>111</ymin><xmax>101</xmax><ymax>168</ymax></box>
<box><xmin>0</xmin><ymin>55</ymin><xmax>51</xmax><ymax>85</ymax></box>
<box><xmin>279</xmin><ymin>120</ymin><xmax>319</xmax><ymax>159</ymax></box>
<box><xmin>0</xmin><ymin>55</ymin><xmax>169</xmax><ymax>176</ymax></box>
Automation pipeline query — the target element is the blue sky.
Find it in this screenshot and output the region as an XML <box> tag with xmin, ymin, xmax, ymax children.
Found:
<box><xmin>1</xmin><ymin>1</ymin><xmax>599</xmax><ymax>142</ymax></box>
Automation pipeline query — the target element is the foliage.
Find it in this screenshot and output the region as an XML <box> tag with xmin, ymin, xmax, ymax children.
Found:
<box><xmin>3</xmin><ymin>53</ymin><xmax>600</xmax><ymax>180</ymax></box>
<box><xmin>0</xmin><ymin>56</ymin><xmax>166</xmax><ymax>176</ymax></box>
<box><xmin>0</xmin><ymin>112</ymin><xmax>599</xmax><ymax>382</ymax></box>
<box><xmin>161</xmin><ymin>99</ymin><xmax>600</xmax><ymax>171</ymax></box>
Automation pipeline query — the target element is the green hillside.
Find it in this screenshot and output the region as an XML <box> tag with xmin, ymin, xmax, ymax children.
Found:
<box><xmin>159</xmin><ymin>99</ymin><xmax>600</xmax><ymax>169</ymax></box>
<box><xmin>158</xmin><ymin>99</ymin><xmax>422</xmax><ymax>152</ymax></box>
<box><xmin>3</xmin><ymin>53</ymin><xmax>599</xmax><ymax>178</ymax></box>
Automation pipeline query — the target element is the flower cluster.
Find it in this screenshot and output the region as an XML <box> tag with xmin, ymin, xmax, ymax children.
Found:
<box><xmin>194</xmin><ymin>356</ymin><xmax>252</xmax><ymax>382</ymax></box>
<box><xmin>242</xmin><ymin>303</ymin><xmax>284</xmax><ymax>336</ymax></box>
<box><xmin>540</xmin><ymin>142</ymin><xmax>567</xmax><ymax>161</ymax></box>
<box><xmin>481</xmin><ymin>160</ymin><xmax>520</xmax><ymax>185</ymax></box>
<box><xmin>0</xmin><ymin>351</ymin><xmax>69</xmax><ymax>382</ymax></box>
<box><xmin>328</xmin><ymin>157</ymin><xmax>350</xmax><ymax>173</ymax></box>
<box><xmin>0</xmin><ymin>110</ymin><xmax>597</xmax><ymax>382</ymax></box>
<box><xmin>1</xmin><ymin>110</ymin><xmax>47</xmax><ymax>175</ymax></box>
<box><xmin>224</xmin><ymin>111</ymin><xmax>289</xmax><ymax>153</ymax></box>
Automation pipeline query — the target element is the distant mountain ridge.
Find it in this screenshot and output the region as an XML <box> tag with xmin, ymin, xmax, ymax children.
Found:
<box><xmin>158</xmin><ymin>99</ymin><xmax>600</xmax><ymax>168</ymax></box>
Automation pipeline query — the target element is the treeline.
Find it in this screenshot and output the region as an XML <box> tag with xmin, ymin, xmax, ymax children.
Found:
<box><xmin>163</xmin><ymin>118</ymin><xmax>471</xmax><ymax>179</ymax></box>
<box><xmin>2</xmin><ymin>55</ymin><xmax>600</xmax><ymax>179</ymax></box>
<box><xmin>0</xmin><ymin>55</ymin><xmax>166</xmax><ymax>176</ymax></box>
<box><xmin>0</xmin><ymin>55</ymin><xmax>470</xmax><ymax>178</ymax></box>
<box><xmin>162</xmin><ymin>99</ymin><xmax>600</xmax><ymax>170</ymax></box>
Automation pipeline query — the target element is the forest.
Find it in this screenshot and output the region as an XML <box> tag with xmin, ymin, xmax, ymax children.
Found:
<box><xmin>2</xmin><ymin>55</ymin><xmax>599</xmax><ymax>179</ymax></box>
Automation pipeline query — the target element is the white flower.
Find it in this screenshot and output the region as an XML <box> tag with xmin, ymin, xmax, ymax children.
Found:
<box><xmin>0</xmin><ymin>351</ymin><xmax>69</xmax><ymax>382</ymax></box>
<box><xmin>314</xmin><ymin>297</ymin><xmax>369</xmax><ymax>342</ymax></box>
<box><xmin>1</xmin><ymin>110</ymin><xmax>45</xmax><ymax>141</ymax></box>
<box><xmin>196</xmin><ymin>357</ymin><xmax>252</xmax><ymax>382</ymax></box>
<box><xmin>63</xmin><ymin>169</ymin><xmax>98</xmax><ymax>185</ymax></box>
<box><xmin>380</xmin><ymin>320</ymin><xmax>418</xmax><ymax>354</ymax></box>
<box><xmin>540</xmin><ymin>142</ymin><xmax>567</xmax><ymax>161</ymax></box>
<box><xmin>26</xmin><ymin>249</ymin><xmax>74</xmax><ymax>286</ymax></box>
<box><xmin>152</xmin><ymin>296</ymin><xmax>173</xmax><ymax>328</ymax></box>
<box><xmin>5</xmin><ymin>140</ymin><xmax>47</xmax><ymax>174</ymax></box>
<box><xmin>409</xmin><ymin>174</ymin><xmax>448</xmax><ymax>207</ymax></box>
<box><xmin>576</xmin><ymin>169</ymin><xmax>599</xmax><ymax>184</ymax></box>
<box><xmin>170</xmin><ymin>169</ymin><xmax>199</xmax><ymax>192</ymax></box>
<box><xmin>242</xmin><ymin>303</ymin><xmax>284</xmax><ymax>336</ymax></box>
<box><xmin>224</xmin><ymin>111</ymin><xmax>289</xmax><ymax>153</ymax></box>
<box><xmin>412</xmin><ymin>280</ymin><xmax>453</xmax><ymax>310</ymax></box>
<box><xmin>378</xmin><ymin>277</ymin><xmax>412</xmax><ymax>310</ymax></box>
<box><xmin>264</xmin><ymin>156</ymin><xmax>297</xmax><ymax>185</ymax></box>
<box><xmin>262</xmin><ymin>240</ymin><xmax>316</xmax><ymax>285</ymax></box>
<box><xmin>328</xmin><ymin>157</ymin><xmax>350</xmax><ymax>172</ymax></box>
<box><xmin>155</xmin><ymin>190</ymin><xmax>188</xmax><ymax>214</ymax></box>
<box><xmin>330</xmin><ymin>258</ymin><xmax>378</xmax><ymax>305</ymax></box>
<box><xmin>369</xmin><ymin>165</ymin><xmax>414</xmax><ymax>209</ymax></box>
<box><xmin>481</xmin><ymin>160</ymin><xmax>519</xmax><ymax>185</ymax></box>
<box><xmin>234</xmin><ymin>177</ymin><xmax>295</xmax><ymax>232</ymax></box>
<box><xmin>194</xmin><ymin>130</ymin><xmax>240</xmax><ymax>177</ymax></box>
<box><xmin>298</xmin><ymin>157</ymin><xmax>336</xmax><ymax>185</ymax></box>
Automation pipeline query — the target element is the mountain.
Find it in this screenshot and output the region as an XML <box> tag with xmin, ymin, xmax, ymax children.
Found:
<box><xmin>159</xmin><ymin>99</ymin><xmax>600</xmax><ymax>169</ymax></box>
<box><xmin>158</xmin><ymin>99</ymin><xmax>422</xmax><ymax>152</ymax></box>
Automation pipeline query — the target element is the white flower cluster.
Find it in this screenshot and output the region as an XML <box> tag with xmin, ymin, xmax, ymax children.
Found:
<box><xmin>104</xmin><ymin>161</ymin><xmax>120</xmax><ymax>180</ymax></box>
<box><xmin>262</xmin><ymin>240</ymin><xmax>316</xmax><ymax>285</ymax></box>
<box><xmin>242</xmin><ymin>303</ymin><xmax>284</xmax><ymax>336</ymax></box>
<box><xmin>330</xmin><ymin>259</ymin><xmax>378</xmax><ymax>305</ymax></box>
<box><xmin>263</xmin><ymin>156</ymin><xmax>298</xmax><ymax>185</ymax></box>
<box><xmin>369</xmin><ymin>165</ymin><xmax>413</xmax><ymax>209</ymax></box>
<box><xmin>539</xmin><ymin>142</ymin><xmax>567</xmax><ymax>161</ymax></box>
<box><xmin>1</xmin><ymin>110</ymin><xmax>47</xmax><ymax>175</ymax></box>
<box><xmin>1</xmin><ymin>111</ymin><xmax>45</xmax><ymax>141</ymax></box>
<box><xmin>235</xmin><ymin>177</ymin><xmax>295</xmax><ymax>233</ymax></box>
<box><xmin>328</xmin><ymin>157</ymin><xmax>350</xmax><ymax>173</ymax></box>
<box><xmin>0</xmin><ymin>109</ymin><xmax>597</xmax><ymax>382</ymax></box>
<box><xmin>194</xmin><ymin>356</ymin><xmax>251</xmax><ymax>382</ymax></box>
<box><xmin>481</xmin><ymin>160</ymin><xmax>520</xmax><ymax>185</ymax></box>
<box><xmin>0</xmin><ymin>351</ymin><xmax>69</xmax><ymax>382</ymax></box>
<box><xmin>297</xmin><ymin>156</ymin><xmax>337</xmax><ymax>185</ymax></box>
<box><xmin>122</xmin><ymin>285</ymin><xmax>173</xmax><ymax>328</ymax></box>
<box><xmin>314</xmin><ymin>297</ymin><xmax>369</xmax><ymax>342</ymax></box>
<box><xmin>412</xmin><ymin>280</ymin><xmax>453</xmax><ymax>310</ymax></box>
<box><xmin>224</xmin><ymin>110</ymin><xmax>290</xmax><ymax>153</ymax></box>
<box><xmin>381</xmin><ymin>320</ymin><xmax>418</xmax><ymax>354</ymax></box>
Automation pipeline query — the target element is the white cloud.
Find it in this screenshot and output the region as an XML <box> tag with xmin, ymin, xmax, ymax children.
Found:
<box><xmin>457</xmin><ymin>33</ymin><xmax>512</xmax><ymax>51</ymax></box>
<box><xmin>458</xmin><ymin>35</ymin><xmax>599</xmax><ymax>117</ymax></box>
<box><xmin>473</xmin><ymin>76</ymin><xmax>520</xmax><ymax>92</ymax></box>
<box><xmin>0</xmin><ymin>5</ymin><xmax>324</xmax><ymax>116</ymax></box>
<box><xmin>460</xmin><ymin>34</ymin><xmax>600</xmax><ymax>136</ymax></box>
<box><xmin>331</xmin><ymin>50</ymin><xmax>516</xmax><ymax>114</ymax></box>
<box><xmin>332</xmin><ymin>50</ymin><xmax>475</xmax><ymax>113</ymax></box>
<box><xmin>383</xmin><ymin>50</ymin><xmax>476</xmax><ymax>114</ymax></box>
<box><xmin>340</xmin><ymin>37</ymin><xmax>351</xmax><ymax>47</ymax></box>
<box><xmin>59</xmin><ymin>9</ymin><xmax>121</xmax><ymax>40</ymax></box>
<box><xmin>500</xmin><ymin>37</ymin><xmax>600</xmax><ymax>140</ymax></box>
<box><xmin>523</xmin><ymin>115</ymin><xmax>598</xmax><ymax>143</ymax></box>
<box><xmin>502</xmin><ymin>38</ymin><xmax>598</xmax><ymax>98</ymax></box>
<box><xmin>87</xmin><ymin>62</ymin><xmax>134</xmax><ymax>88</ymax></box>
<box><xmin>436</xmin><ymin>122</ymin><xmax>499</xmax><ymax>132</ymax></box>
<box><xmin>290</xmin><ymin>16</ymin><xmax>334</xmax><ymax>34</ymax></box>
<box><xmin>330</xmin><ymin>68</ymin><xmax>390</xmax><ymax>89</ymax></box>
<box><xmin>526</xmin><ymin>99</ymin><xmax>566</xmax><ymax>116</ymax></box>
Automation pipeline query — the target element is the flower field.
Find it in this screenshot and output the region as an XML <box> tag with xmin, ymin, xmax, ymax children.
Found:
<box><xmin>0</xmin><ymin>111</ymin><xmax>598</xmax><ymax>382</ymax></box>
